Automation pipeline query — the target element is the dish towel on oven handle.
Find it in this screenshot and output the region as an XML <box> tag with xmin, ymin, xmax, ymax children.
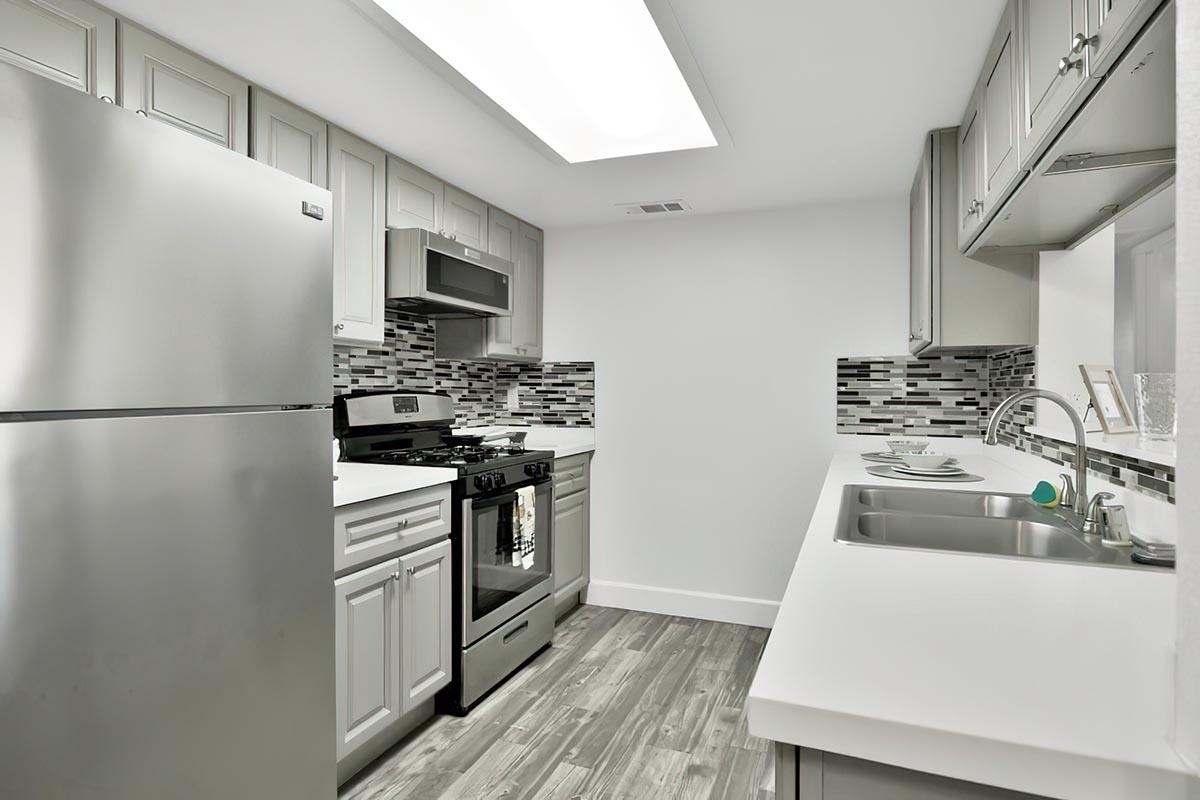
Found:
<box><xmin>513</xmin><ymin>485</ymin><xmax>536</xmax><ymax>570</ymax></box>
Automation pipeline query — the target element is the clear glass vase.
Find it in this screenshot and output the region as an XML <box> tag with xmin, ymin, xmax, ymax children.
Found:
<box><xmin>1134</xmin><ymin>372</ymin><xmax>1176</xmax><ymax>441</ymax></box>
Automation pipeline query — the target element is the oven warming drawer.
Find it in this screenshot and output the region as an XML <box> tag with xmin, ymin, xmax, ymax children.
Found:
<box><xmin>458</xmin><ymin>595</ymin><xmax>553</xmax><ymax>710</ymax></box>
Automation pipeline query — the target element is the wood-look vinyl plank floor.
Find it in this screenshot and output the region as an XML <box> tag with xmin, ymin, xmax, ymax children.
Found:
<box><xmin>338</xmin><ymin>606</ymin><xmax>773</xmax><ymax>800</ymax></box>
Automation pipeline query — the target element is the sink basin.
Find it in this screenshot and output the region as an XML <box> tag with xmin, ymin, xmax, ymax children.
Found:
<box><xmin>836</xmin><ymin>485</ymin><xmax>1165</xmax><ymax>571</ymax></box>
<box><xmin>855</xmin><ymin>512</ymin><xmax>1094</xmax><ymax>559</ymax></box>
<box><xmin>857</xmin><ymin>487</ymin><xmax>1068</xmax><ymax>523</ymax></box>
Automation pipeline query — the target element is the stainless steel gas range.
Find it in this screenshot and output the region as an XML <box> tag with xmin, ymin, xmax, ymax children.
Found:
<box><xmin>334</xmin><ymin>391</ymin><xmax>554</xmax><ymax>713</ymax></box>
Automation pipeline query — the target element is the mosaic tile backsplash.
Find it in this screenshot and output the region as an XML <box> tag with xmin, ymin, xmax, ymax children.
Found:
<box><xmin>837</xmin><ymin>347</ymin><xmax>1175</xmax><ymax>503</ymax></box>
<box><xmin>333</xmin><ymin>309</ymin><xmax>594</xmax><ymax>428</ymax></box>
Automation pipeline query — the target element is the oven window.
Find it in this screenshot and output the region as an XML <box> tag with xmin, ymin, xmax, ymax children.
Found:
<box><xmin>426</xmin><ymin>250</ymin><xmax>510</xmax><ymax>311</ymax></box>
<box><xmin>471</xmin><ymin>488</ymin><xmax>551</xmax><ymax>622</ymax></box>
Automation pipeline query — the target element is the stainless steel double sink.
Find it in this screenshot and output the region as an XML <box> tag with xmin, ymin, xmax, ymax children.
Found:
<box><xmin>835</xmin><ymin>485</ymin><xmax>1166</xmax><ymax>570</ymax></box>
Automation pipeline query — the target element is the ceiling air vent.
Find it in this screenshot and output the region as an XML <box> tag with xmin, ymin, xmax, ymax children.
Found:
<box><xmin>617</xmin><ymin>199</ymin><xmax>692</xmax><ymax>216</ymax></box>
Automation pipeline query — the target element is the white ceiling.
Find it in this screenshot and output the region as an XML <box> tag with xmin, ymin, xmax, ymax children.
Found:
<box><xmin>104</xmin><ymin>0</ymin><xmax>1005</xmax><ymax>229</ymax></box>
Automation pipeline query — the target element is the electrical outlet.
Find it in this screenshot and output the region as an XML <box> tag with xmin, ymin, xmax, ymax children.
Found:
<box><xmin>506</xmin><ymin>385</ymin><xmax>519</xmax><ymax>412</ymax></box>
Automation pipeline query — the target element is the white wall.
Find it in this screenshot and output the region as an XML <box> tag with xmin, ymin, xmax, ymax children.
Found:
<box><xmin>1036</xmin><ymin>225</ymin><xmax>1115</xmax><ymax>431</ymax></box>
<box><xmin>1174</xmin><ymin>0</ymin><xmax>1200</xmax><ymax>772</ymax></box>
<box><xmin>542</xmin><ymin>201</ymin><xmax>907</xmax><ymax>626</ymax></box>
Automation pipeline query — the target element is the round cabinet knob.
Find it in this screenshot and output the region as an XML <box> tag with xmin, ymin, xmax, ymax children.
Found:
<box><xmin>1071</xmin><ymin>32</ymin><xmax>1097</xmax><ymax>54</ymax></box>
<box><xmin>334</xmin><ymin>322</ymin><xmax>345</xmax><ymax>333</ymax></box>
<box><xmin>1058</xmin><ymin>56</ymin><xmax>1082</xmax><ymax>76</ymax></box>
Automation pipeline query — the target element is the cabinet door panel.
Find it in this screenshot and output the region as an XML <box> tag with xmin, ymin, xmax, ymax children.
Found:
<box><xmin>335</xmin><ymin>559</ymin><xmax>401</xmax><ymax>762</ymax></box>
<box><xmin>908</xmin><ymin>136</ymin><xmax>933</xmax><ymax>353</ymax></box>
<box><xmin>251</xmin><ymin>88</ymin><xmax>327</xmax><ymax>187</ymax></box>
<box><xmin>119</xmin><ymin>24</ymin><xmax>248</xmax><ymax>154</ymax></box>
<box><xmin>513</xmin><ymin>223</ymin><xmax>544</xmax><ymax>359</ymax></box>
<box><xmin>486</xmin><ymin>207</ymin><xmax>521</xmax><ymax>351</ymax></box>
<box><xmin>444</xmin><ymin>185</ymin><xmax>487</xmax><ymax>249</ymax></box>
<box><xmin>0</xmin><ymin>0</ymin><xmax>115</xmax><ymax>98</ymax></box>
<box><xmin>957</xmin><ymin>95</ymin><xmax>983</xmax><ymax>250</ymax></box>
<box><xmin>1019</xmin><ymin>0</ymin><xmax>1089</xmax><ymax>169</ymax></box>
<box><xmin>553</xmin><ymin>490</ymin><xmax>588</xmax><ymax>594</ymax></box>
<box><xmin>399</xmin><ymin>540</ymin><xmax>452</xmax><ymax>713</ymax></box>
<box><xmin>982</xmin><ymin>2</ymin><xmax>1022</xmax><ymax>211</ymax></box>
<box><xmin>386</xmin><ymin>156</ymin><xmax>443</xmax><ymax>232</ymax></box>
<box><xmin>330</xmin><ymin>126</ymin><xmax>386</xmax><ymax>344</ymax></box>
<box><xmin>1088</xmin><ymin>0</ymin><xmax>1159</xmax><ymax>76</ymax></box>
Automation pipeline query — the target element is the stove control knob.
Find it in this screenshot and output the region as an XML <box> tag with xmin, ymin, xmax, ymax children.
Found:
<box><xmin>539</xmin><ymin>462</ymin><xmax>550</xmax><ymax>478</ymax></box>
<box><xmin>524</xmin><ymin>463</ymin><xmax>538</xmax><ymax>477</ymax></box>
<box><xmin>494</xmin><ymin>472</ymin><xmax>506</xmax><ymax>488</ymax></box>
<box><xmin>474</xmin><ymin>474</ymin><xmax>489</xmax><ymax>491</ymax></box>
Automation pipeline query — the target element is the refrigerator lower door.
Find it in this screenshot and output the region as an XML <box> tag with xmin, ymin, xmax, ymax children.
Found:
<box><xmin>0</xmin><ymin>410</ymin><xmax>334</xmax><ymax>799</ymax></box>
<box><xmin>0</xmin><ymin>62</ymin><xmax>332</xmax><ymax>412</ymax></box>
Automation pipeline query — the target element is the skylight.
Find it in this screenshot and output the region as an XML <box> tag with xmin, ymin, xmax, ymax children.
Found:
<box><xmin>372</xmin><ymin>0</ymin><xmax>718</xmax><ymax>163</ymax></box>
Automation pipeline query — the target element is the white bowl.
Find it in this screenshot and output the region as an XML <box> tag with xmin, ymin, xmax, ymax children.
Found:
<box><xmin>886</xmin><ymin>439</ymin><xmax>929</xmax><ymax>454</ymax></box>
<box><xmin>898</xmin><ymin>452</ymin><xmax>953</xmax><ymax>470</ymax></box>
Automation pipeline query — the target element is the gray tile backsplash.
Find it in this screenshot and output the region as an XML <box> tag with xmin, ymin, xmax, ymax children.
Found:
<box><xmin>333</xmin><ymin>309</ymin><xmax>594</xmax><ymax>428</ymax></box>
<box><xmin>837</xmin><ymin>347</ymin><xmax>1174</xmax><ymax>503</ymax></box>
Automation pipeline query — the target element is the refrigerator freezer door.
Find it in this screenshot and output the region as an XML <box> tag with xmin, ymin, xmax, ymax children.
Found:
<box><xmin>0</xmin><ymin>63</ymin><xmax>332</xmax><ymax>412</ymax></box>
<box><xmin>0</xmin><ymin>409</ymin><xmax>334</xmax><ymax>799</ymax></box>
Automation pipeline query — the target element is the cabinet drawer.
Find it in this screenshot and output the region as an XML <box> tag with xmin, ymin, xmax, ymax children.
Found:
<box><xmin>335</xmin><ymin>484</ymin><xmax>452</xmax><ymax>574</ymax></box>
<box><xmin>553</xmin><ymin>454</ymin><xmax>590</xmax><ymax>498</ymax></box>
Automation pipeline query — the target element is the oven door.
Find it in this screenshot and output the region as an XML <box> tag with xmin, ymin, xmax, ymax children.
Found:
<box><xmin>462</xmin><ymin>480</ymin><xmax>553</xmax><ymax>646</ymax></box>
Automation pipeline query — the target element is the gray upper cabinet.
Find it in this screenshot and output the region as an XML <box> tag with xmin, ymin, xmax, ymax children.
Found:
<box><xmin>956</xmin><ymin>87</ymin><xmax>985</xmax><ymax>250</ymax></box>
<box><xmin>484</xmin><ymin>207</ymin><xmax>522</xmax><ymax>355</ymax></box>
<box><xmin>335</xmin><ymin>557</ymin><xmax>401</xmax><ymax>764</ymax></box>
<box><xmin>980</xmin><ymin>0</ymin><xmax>1024</xmax><ymax>214</ymax></box>
<box><xmin>443</xmin><ymin>185</ymin><xmax>488</xmax><ymax>250</ymax></box>
<box><xmin>398</xmin><ymin>539</ymin><xmax>452</xmax><ymax>714</ymax></box>
<box><xmin>1087</xmin><ymin>0</ymin><xmax>1162</xmax><ymax>76</ymax></box>
<box><xmin>330</xmin><ymin>125</ymin><xmax>386</xmax><ymax>345</ymax></box>
<box><xmin>911</xmin><ymin>128</ymin><xmax>1036</xmax><ymax>353</ymax></box>
<box><xmin>436</xmin><ymin>214</ymin><xmax>544</xmax><ymax>362</ymax></box>
<box><xmin>118</xmin><ymin>23</ymin><xmax>249</xmax><ymax>154</ymax></box>
<box><xmin>908</xmin><ymin>137</ymin><xmax>933</xmax><ymax>353</ymax></box>
<box><xmin>1017</xmin><ymin>0</ymin><xmax>1091</xmax><ymax>171</ymax></box>
<box><xmin>250</xmin><ymin>88</ymin><xmax>327</xmax><ymax>187</ymax></box>
<box><xmin>0</xmin><ymin>0</ymin><xmax>115</xmax><ymax>100</ymax></box>
<box><xmin>386</xmin><ymin>156</ymin><xmax>443</xmax><ymax>233</ymax></box>
<box><xmin>512</xmin><ymin>222</ymin><xmax>544</xmax><ymax>360</ymax></box>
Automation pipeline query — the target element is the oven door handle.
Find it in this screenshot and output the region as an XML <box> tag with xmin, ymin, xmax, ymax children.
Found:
<box><xmin>470</xmin><ymin>491</ymin><xmax>519</xmax><ymax>511</ymax></box>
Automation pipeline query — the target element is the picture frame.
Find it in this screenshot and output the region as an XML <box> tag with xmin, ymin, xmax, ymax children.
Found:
<box><xmin>1078</xmin><ymin>364</ymin><xmax>1138</xmax><ymax>434</ymax></box>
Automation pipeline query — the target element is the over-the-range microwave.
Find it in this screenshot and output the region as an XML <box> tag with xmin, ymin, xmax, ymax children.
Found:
<box><xmin>385</xmin><ymin>227</ymin><xmax>513</xmax><ymax>318</ymax></box>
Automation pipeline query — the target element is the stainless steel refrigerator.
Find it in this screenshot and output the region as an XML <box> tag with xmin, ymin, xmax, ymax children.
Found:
<box><xmin>0</xmin><ymin>64</ymin><xmax>335</xmax><ymax>798</ymax></box>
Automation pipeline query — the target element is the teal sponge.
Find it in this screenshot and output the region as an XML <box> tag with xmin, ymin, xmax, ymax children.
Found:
<box><xmin>1031</xmin><ymin>480</ymin><xmax>1060</xmax><ymax>508</ymax></box>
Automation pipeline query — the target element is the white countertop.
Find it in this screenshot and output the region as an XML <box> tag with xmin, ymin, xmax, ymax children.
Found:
<box><xmin>748</xmin><ymin>448</ymin><xmax>1191</xmax><ymax>799</ymax></box>
<box><xmin>333</xmin><ymin>462</ymin><xmax>458</xmax><ymax>508</ymax></box>
<box><xmin>453</xmin><ymin>425</ymin><xmax>596</xmax><ymax>459</ymax></box>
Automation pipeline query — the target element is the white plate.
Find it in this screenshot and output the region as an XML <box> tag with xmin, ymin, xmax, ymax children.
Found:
<box><xmin>863</xmin><ymin>452</ymin><xmax>958</xmax><ymax>465</ymax></box>
<box><xmin>866</xmin><ymin>465</ymin><xmax>983</xmax><ymax>483</ymax></box>
<box><xmin>892</xmin><ymin>464</ymin><xmax>966</xmax><ymax>477</ymax></box>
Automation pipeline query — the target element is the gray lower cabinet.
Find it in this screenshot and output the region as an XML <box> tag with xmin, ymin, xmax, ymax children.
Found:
<box><xmin>776</xmin><ymin>744</ymin><xmax>1050</xmax><ymax>800</ymax></box>
<box><xmin>333</xmin><ymin>513</ymin><xmax>452</xmax><ymax>784</ymax></box>
<box><xmin>330</xmin><ymin>125</ymin><xmax>386</xmax><ymax>345</ymax></box>
<box><xmin>0</xmin><ymin>0</ymin><xmax>115</xmax><ymax>99</ymax></box>
<box><xmin>553</xmin><ymin>454</ymin><xmax>591</xmax><ymax>617</ymax></box>
<box><xmin>335</xmin><ymin>556</ymin><xmax>401</xmax><ymax>764</ymax></box>
<box><xmin>398</xmin><ymin>539</ymin><xmax>452</xmax><ymax>713</ymax></box>
<box><xmin>250</xmin><ymin>87</ymin><xmax>327</xmax><ymax>187</ymax></box>
<box><xmin>118</xmin><ymin>22</ymin><xmax>249</xmax><ymax>154</ymax></box>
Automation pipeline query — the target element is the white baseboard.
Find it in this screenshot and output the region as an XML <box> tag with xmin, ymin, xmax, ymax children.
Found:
<box><xmin>584</xmin><ymin>579</ymin><xmax>779</xmax><ymax>628</ymax></box>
